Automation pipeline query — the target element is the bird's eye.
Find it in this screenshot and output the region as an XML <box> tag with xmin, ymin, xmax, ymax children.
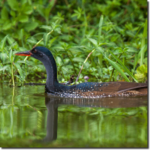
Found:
<box><xmin>32</xmin><ymin>49</ymin><xmax>37</xmax><ymax>53</ymax></box>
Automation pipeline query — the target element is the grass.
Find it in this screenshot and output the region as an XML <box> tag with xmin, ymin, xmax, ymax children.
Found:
<box><xmin>0</xmin><ymin>0</ymin><xmax>147</xmax><ymax>85</ymax></box>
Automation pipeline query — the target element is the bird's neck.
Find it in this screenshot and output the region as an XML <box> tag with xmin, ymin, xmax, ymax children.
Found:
<box><xmin>42</xmin><ymin>54</ymin><xmax>58</xmax><ymax>92</ymax></box>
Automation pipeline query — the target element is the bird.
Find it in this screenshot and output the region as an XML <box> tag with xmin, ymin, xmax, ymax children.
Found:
<box><xmin>62</xmin><ymin>75</ymin><xmax>75</xmax><ymax>85</ymax></box>
<box><xmin>15</xmin><ymin>46</ymin><xmax>147</xmax><ymax>98</ymax></box>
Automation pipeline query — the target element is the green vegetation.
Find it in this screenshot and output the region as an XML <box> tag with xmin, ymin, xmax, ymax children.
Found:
<box><xmin>0</xmin><ymin>1</ymin><xmax>148</xmax><ymax>147</ymax></box>
<box><xmin>0</xmin><ymin>0</ymin><xmax>147</xmax><ymax>85</ymax></box>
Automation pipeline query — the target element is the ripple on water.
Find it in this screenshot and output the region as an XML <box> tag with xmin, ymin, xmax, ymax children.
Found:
<box><xmin>47</xmin><ymin>91</ymin><xmax>147</xmax><ymax>99</ymax></box>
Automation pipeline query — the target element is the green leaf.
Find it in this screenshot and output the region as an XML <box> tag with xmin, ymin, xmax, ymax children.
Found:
<box><xmin>43</xmin><ymin>33</ymin><xmax>50</xmax><ymax>46</ymax></box>
<box><xmin>49</xmin><ymin>37</ymin><xmax>58</xmax><ymax>47</ymax></box>
<box><xmin>24</xmin><ymin>22</ymin><xmax>38</xmax><ymax>31</ymax></box>
<box><xmin>40</xmin><ymin>25</ymin><xmax>52</xmax><ymax>31</ymax></box>
<box><xmin>18</xmin><ymin>29</ymin><xmax>24</xmax><ymax>40</ymax></box>
<box><xmin>0</xmin><ymin>53</ymin><xmax>7</xmax><ymax>63</ymax></box>
<box><xmin>23</xmin><ymin>5</ymin><xmax>33</xmax><ymax>14</ymax></box>
<box><xmin>27</xmin><ymin>37</ymin><xmax>37</xmax><ymax>44</ymax></box>
<box><xmin>142</xmin><ymin>19</ymin><xmax>147</xmax><ymax>44</ymax></box>
<box><xmin>143</xmin><ymin>58</ymin><xmax>147</xmax><ymax>66</ymax></box>
<box><xmin>139</xmin><ymin>45</ymin><xmax>147</xmax><ymax>66</ymax></box>
<box><xmin>7</xmin><ymin>36</ymin><xmax>15</xmax><ymax>45</ymax></box>
<box><xmin>56</xmin><ymin>56</ymin><xmax>62</xmax><ymax>65</ymax></box>
<box><xmin>7</xmin><ymin>0</ymin><xmax>18</xmax><ymax>10</ymax></box>
<box><xmin>88</xmin><ymin>38</ymin><xmax>97</xmax><ymax>46</ymax></box>
<box><xmin>98</xmin><ymin>15</ymin><xmax>103</xmax><ymax>44</ymax></box>
<box><xmin>0</xmin><ymin>35</ymin><xmax>8</xmax><ymax>50</ymax></box>
<box><xmin>133</xmin><ymin>54</ymin><xmax>139</xmax><ymax>71</ymax></box>
<box><xmin>72</xmin><ymin>7</ymin><xmax>83</xmax><ymax>19</ymax></box>
<box><xmin>134</xmin><ymin>73</ymin><xmax>145</xmax><ymax>82</ymax></box>
<box><xmin>9</xmin><ymin>49</ymin><xmax>14</xmax><ymax>62</ymax></box>
<box><xmin>136</xmin><ymin>64</ymin><xmax>147</xmax><ymax>74</ymax></box>
<box><xmin>105</xmin><ymin>56</ymin><xmax>130</xmax><ymax>82</ymax></box>
<box><xmin>1</xmin><ymin>7</ymin><xmax>8</xmax><ymax>20</ymax></box>
<box><xmin>41</xmin><ymin>0</ymin><xmax>55</xmax><ymax>20</ymax></box>
<box><xmin>0</xmin><ymin>66</ymin><xmax>8</xmax><ymax>71</ymax></box>
<box><xmin>2</xmin><ymin>21</ymin><xmax>12</xmax><ymax>30</ymax></box>
<box><xmin>10</xmin><ymin>10</ymin><xmax>16</xmax><ymax>17</ymax></box>
<box><xmin>14</xmin><ymin>63</ymin><xmax>24</xmax><ymax>78</ymax></box>
<box><xmin>19</xmin><ymin>15</ymin><xmax>29</xmax><ymax>23</ymax></box>
<box><xmin>21</xmin><ymin>0</ymin><xmax>27</xmax><ymax>5</ymax></box>
<box><xmin>107</xmin><ymin>49</ymin><xmax>138</xmax><ymax>82</ymax></box>
<box><xmin>72</xmin><ymin>57</ymin><xmax>84</xmax><ymax>62</ymax></box>
<box><xmin>140</xmin><ymin>19</ymin><xmax>147</xmax><ymax>66</ymax></box>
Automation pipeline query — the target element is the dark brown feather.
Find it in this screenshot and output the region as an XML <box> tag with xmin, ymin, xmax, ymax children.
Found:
<box><xmin>78</xmin><ymin>82</ymin><xmax>147</xmax><ymax>97</ymax></box>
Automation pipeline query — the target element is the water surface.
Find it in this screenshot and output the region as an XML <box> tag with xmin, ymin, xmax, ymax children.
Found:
<box><xmin>0</xmin><ymin>83</ymin><xmax>148</xmax><ymax>148</ymax></box>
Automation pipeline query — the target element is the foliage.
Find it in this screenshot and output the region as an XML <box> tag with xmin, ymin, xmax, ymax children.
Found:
<box><xmin>134</xmin><ymin>64</ymin><xmax>147</xmax><ymax>82</ymax></box>
<box><xmin>0</xmin><ymin>0</ymin><xmax>147</xmax><ymax>85</ymax></box>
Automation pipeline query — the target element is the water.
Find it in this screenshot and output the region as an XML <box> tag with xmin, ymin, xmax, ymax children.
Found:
<box><xmin>0</xmin><ymin>83</ymin><xmax>148</xmax><ymax>148</ymax></box>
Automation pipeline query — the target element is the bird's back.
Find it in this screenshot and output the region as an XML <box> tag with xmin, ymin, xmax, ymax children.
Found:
<box><xmin>51</xmin><ymin>81</ymin><xmax>148</xmax><ymax>98</ymax></box>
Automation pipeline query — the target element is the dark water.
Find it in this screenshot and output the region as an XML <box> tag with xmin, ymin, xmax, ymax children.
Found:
<box><xmin>0</xmin><ymin>83</ymin><xmax>148</xmax><ymax>148</ymax></box>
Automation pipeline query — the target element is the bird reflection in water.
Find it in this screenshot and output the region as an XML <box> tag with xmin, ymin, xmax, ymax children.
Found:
<box><xmin>42</xmin><ymin>94</ymin><xmax>147</xmax><ymax>143</ymax></box>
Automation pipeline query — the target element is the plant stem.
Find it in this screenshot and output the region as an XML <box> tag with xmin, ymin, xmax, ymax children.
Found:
<box><xmin>98</xmin><ymin>15</ymin><xmax>103</xmax><ymax>44</ymax></box>
<box><xmin>82</xmin><ymin>0</ymin><xmax>87</xmax><ymax>39</ymax></box>
<box><xmin>11</xmin><ymin>63</ymin><xmax>15</xmax><ymax>86</ymax></box>
<box><xmin>75</xmin><ymin>49</ymin><xmax>95</xmax><ymax>83</ymax></box>
<box><xmin>33</xmin><ymin>29</ymin><xmax>54</xmax><ymax>48</ymax></box>
<box><xmin>109</xmin><ymin>53</ymin><xmax>122</xmax><ymax>81</ymax></box>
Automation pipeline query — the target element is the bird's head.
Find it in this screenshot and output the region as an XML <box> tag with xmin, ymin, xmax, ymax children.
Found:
<box><xmin>15</xmin><ymin>46</ymin><xmax>53</xmax><ymax>62</ymax></box>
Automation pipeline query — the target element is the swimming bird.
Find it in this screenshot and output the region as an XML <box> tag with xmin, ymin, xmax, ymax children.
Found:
<box><xmin>15</xmin><ymin>47</ymin><xmax>147</xmax><ymax>98</ymax></box>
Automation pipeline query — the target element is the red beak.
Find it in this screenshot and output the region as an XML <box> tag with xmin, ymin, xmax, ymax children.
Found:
<box><xmin>15</xmin><ymin>51</ymin><xmax>32</xmax><ymax>56</ymax></box>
